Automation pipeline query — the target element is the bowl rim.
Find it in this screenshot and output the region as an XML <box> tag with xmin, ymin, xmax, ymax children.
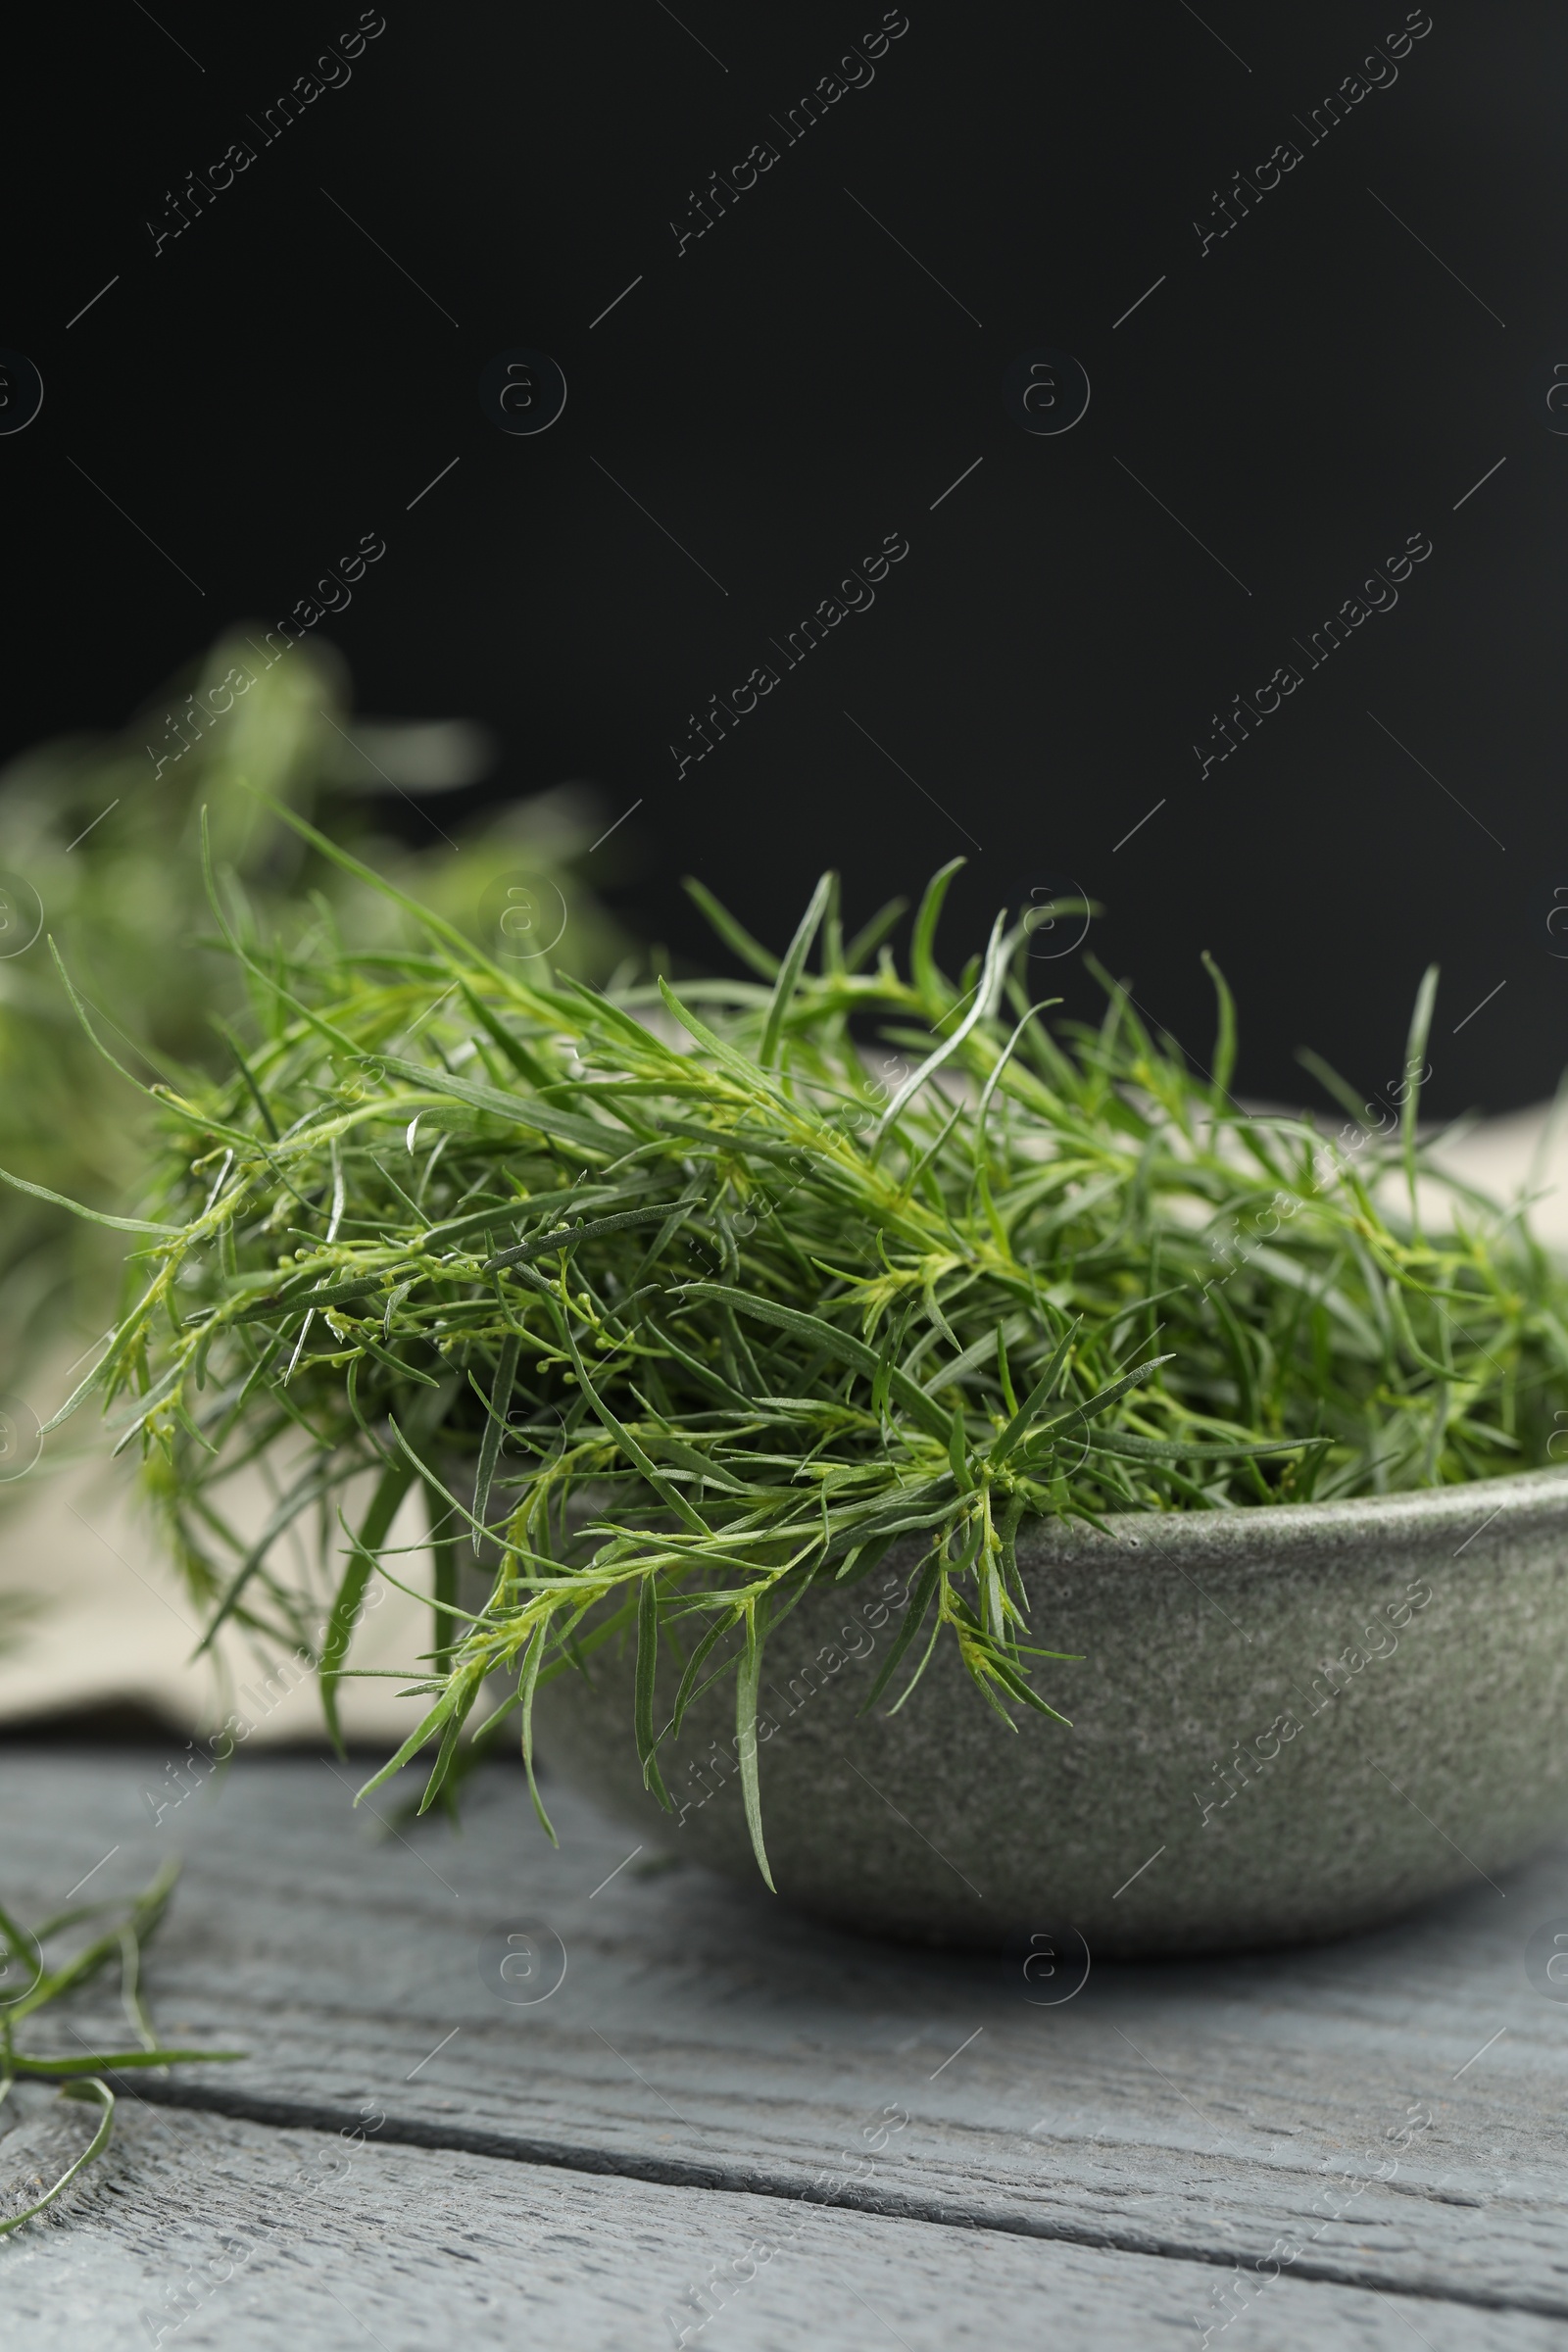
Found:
<box><xmin>1011</xmin><ymin>1460</ymin><xmax>1568</xmax><ymax>1568</ymax></box>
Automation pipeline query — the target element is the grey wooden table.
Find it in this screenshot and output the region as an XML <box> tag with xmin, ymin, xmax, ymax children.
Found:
<box><xmin>4</xmin><ymin>1745</ymin><xmax>1568</xmax><ymax>2350</ymax></box>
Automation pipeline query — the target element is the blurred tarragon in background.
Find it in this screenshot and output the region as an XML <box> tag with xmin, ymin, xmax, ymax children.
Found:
<box><xmin>0</xmin><ymin>630</ymin><xmax>627</xmax><ymax>1401</ymax></box>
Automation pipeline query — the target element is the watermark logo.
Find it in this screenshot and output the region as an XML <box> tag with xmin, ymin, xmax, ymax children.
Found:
<box><xmin>1524</xmin><ymin>1918</ymin><xmax>1568</xmax><ymax>2000</ymax></box>
<box><xmin>476</xmin><ymin>1926</ymin><xmax>567</xmax><ymax>2005</ymax></box>
<box><xmin>1528</xmin><ymin>356</ymin><xmax>1568</xmax><ymax>437</ymax></box>
<box><xmin>0</xmin><ymin>1396</ymin><xmax>42</xmax><ymax>1483</ymax></box>
<box><xmin>0</xmin><ymin>872</ymin><xmax>42</xmax><ymax>957</ymax></box>
<box><xmin>0</xmin><ymin>351</ymin><xmax>44</xmax><ymax>436</ymax></box>
<box><xmin>476</xmin><ymin>871</ymin><xmax>568</xmax><ymax>960</ymax></box>
<box><xmin>1004</xmin><ymin>1923</ymin><xmax>1092</xmax><ymax>2005</ymax></box>
<box><xmin>479</xmin><ymin>349</ymin><xmax>567</xmax><ymax>437</ymax></box>
<box><xmin>1002</xmin><ymin>348</ymin><xmax>1091</xmax><ymax>437</ymax></box>
<box><xmin>1022</xmin><ymin>878</ymin><xmax>1093</xmax><ymax>961</ymax></box>
<box><xmin>0</xmin><ymin>1920</ymin><xmax>42</xmax><ymax>2007</ymax></box>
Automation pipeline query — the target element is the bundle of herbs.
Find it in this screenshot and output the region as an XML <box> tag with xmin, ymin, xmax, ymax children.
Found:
<box><xmin>22</xmin><ymin>809</ymin><xmax>1568</xmax><ymax>1883</ymax></box>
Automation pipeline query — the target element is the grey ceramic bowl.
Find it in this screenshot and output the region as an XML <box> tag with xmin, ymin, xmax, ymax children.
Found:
<box><xmin>533</xmin><ymin>1467</ymin><xmax>1568</xmax><ymax>1957</ymax></box>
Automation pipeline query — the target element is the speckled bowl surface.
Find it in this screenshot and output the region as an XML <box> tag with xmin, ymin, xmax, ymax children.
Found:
<box><xmin>532</xmin><ymin>1468</ymin><xmax>1568</xmax><ymax>1956</ymax></box>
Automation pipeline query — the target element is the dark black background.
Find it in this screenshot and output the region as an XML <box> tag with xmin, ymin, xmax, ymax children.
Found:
<box><xmin>2</xmin><ymin>1</ymin><xmax>1561</xmax><ymax>1111</ymax></box>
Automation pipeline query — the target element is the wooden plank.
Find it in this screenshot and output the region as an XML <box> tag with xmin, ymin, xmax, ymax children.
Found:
<box><xmin>4</xmin><ymin>2090</ymin><xmax>1566</xmax><ymax>2351</ymax></box>
<box><xmin>4</xmin><ymin>1748</ymin><xmax>1568</xmax><ymax>2324</ymax></box>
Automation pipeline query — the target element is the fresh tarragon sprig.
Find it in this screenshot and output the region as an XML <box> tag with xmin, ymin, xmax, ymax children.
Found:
<box><xmin>0</xmin><ymin>1861</ymin><xmax>241</xmax><ymax>2233</ymax></box>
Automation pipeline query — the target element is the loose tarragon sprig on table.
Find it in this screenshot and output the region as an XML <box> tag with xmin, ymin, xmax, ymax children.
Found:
<box><xmin>0</xmin><ymin>1861</ymin><xmax>240</xmax><ymax>2231</ymax></box>
<box><xmin>14</xmin><ymin>805</ymin><xmax>1568</xmax><ymax>1886</ymax></box>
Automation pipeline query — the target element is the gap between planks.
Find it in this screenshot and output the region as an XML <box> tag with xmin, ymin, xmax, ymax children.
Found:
<box><xmin>70</xmin><ymin>2069</ymin><xmax>1568</xmax><ymax>2328</ymax></box>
